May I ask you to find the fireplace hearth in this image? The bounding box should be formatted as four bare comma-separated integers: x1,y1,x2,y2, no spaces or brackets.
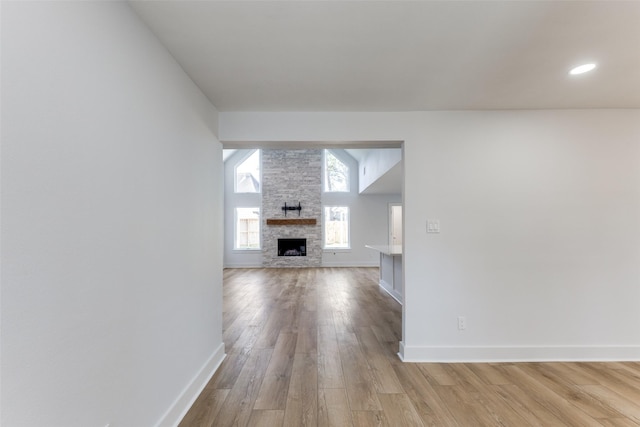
278,238,307,256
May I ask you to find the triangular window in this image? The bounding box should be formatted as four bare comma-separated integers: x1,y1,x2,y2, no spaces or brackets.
324,150,349,192
235,150,260,193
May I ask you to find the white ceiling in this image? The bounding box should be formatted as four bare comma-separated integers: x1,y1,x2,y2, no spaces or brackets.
131,0,640,112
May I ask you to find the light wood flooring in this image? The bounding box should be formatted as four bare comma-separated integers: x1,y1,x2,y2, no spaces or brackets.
180,267,640,426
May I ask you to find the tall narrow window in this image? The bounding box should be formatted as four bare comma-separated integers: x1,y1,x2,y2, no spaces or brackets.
324,206,350,248
235,150,261,193
324,150,349,192
235,207,260,249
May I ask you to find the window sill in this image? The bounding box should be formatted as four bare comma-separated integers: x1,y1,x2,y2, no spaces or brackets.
323,248,351,253
233,249,261,253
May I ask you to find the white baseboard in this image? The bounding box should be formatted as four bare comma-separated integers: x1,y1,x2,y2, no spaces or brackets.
399,344,640,363
224,263,379,268
321,261,379,267
156,343,226,427
398,341,407,361
223,263,262,268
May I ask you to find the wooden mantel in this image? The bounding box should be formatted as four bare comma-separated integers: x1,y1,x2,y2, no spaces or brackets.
266,218,317,225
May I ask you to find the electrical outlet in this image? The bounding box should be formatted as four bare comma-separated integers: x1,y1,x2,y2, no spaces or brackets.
427,219,440,233
458,316,466,330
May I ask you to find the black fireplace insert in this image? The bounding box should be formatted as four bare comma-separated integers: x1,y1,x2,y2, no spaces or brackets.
278,238,307,256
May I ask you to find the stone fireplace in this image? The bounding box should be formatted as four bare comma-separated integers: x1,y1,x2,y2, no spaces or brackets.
262,149,322,267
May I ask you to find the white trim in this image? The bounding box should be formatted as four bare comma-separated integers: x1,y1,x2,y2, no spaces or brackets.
234,206,261,250
399,344,640,363
321,261,378,267
233,148,261,194
155,343,226,427
388,203,402,247
398,341,407,361
225,263,378,268
323,245,351,250
224,263,263,268
323,149,351,193
322,205,350,249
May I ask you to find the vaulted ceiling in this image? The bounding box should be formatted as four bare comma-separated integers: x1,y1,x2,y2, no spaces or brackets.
131,0,640,112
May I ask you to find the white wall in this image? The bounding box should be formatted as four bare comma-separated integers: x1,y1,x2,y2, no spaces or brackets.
358,148,402,193
219,110,640,362
1,2,224,426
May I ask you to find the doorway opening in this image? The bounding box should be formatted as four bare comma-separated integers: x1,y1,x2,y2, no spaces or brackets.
389,203,403,247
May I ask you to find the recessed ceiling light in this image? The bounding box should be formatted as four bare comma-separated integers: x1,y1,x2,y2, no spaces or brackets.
569,63,597,75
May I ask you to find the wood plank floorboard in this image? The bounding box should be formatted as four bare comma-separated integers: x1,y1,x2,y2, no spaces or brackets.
180,267,640,426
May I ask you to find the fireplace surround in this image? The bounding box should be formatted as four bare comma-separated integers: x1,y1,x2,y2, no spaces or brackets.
262,149,322,267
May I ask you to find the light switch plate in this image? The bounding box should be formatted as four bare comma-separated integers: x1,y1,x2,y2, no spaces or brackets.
427,219,440,233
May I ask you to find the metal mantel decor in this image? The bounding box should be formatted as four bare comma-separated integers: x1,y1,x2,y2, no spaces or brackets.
282,202,302,217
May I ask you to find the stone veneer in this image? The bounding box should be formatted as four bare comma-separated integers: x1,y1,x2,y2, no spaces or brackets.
262,149,322,267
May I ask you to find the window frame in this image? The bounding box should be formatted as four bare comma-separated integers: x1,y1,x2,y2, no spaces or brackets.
234,206,261,251
323,205,351,250
234,149,261,194
323,149,350,193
